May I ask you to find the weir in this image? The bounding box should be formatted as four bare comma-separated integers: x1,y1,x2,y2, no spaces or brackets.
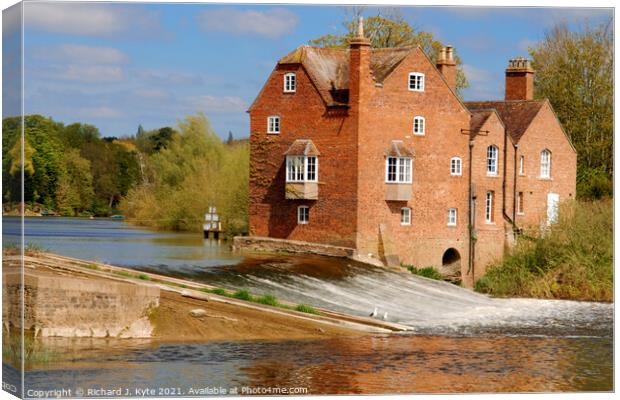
152,254,613,337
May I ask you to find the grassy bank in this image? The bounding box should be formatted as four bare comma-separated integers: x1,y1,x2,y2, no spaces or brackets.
475,200,612,302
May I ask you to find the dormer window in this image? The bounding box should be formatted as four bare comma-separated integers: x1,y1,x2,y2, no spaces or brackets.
267,116,280,134
408,73,425,91
413,116,425,135
284,73,296,93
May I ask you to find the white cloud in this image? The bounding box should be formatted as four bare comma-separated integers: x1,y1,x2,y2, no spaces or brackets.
24,3,164,37
462,64,494,84
461,64,502,101
187,95,247,113
133,88,169,100
196,8,298,39
132,69,204,86
33,44,129,65
59,65,124,83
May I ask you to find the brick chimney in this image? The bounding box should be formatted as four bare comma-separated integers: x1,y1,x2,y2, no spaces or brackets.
505,57,534,100
436,45,456,91
349,16,372,106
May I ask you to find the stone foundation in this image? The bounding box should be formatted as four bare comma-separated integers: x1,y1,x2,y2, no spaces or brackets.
2,270,160,338
233,236,356,258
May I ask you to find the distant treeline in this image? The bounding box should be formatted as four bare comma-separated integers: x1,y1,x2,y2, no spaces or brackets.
2,114,249,236
3,115,140,216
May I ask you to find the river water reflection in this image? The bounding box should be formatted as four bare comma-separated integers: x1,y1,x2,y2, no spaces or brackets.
2,217,614,394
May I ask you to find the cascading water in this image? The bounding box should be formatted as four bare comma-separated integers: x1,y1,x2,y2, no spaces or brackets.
137,253,613,337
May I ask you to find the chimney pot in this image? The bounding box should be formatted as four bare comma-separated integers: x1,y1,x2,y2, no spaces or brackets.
446,45,454,62
357,16,364,38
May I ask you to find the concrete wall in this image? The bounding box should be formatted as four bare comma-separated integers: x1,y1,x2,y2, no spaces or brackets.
2,270,160,338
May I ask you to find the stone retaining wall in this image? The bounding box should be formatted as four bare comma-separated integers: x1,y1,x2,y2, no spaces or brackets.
2,270,160,338
233,236,356,258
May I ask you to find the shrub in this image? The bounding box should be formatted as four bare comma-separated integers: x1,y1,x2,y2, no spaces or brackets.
404,265,443,280
476,200,612,301
137,274,150,281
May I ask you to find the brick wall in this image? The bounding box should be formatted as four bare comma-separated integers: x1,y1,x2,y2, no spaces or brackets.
249,64,359,247
514,101,577,231
355,48,471,279
470,113,510,277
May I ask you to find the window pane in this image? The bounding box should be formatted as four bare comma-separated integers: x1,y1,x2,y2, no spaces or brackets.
387,157,397,182
307,157,316,181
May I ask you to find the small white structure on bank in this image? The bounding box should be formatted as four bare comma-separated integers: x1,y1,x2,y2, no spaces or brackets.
203,206,222,239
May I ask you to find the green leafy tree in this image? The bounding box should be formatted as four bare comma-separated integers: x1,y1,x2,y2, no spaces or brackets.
309,8,468,93
227,131,234,145
529,19,612,198
56,149,94,215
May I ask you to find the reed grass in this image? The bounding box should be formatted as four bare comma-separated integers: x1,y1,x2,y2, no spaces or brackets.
475,200,612,302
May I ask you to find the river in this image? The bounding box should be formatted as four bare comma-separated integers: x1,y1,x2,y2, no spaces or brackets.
2,217,614,394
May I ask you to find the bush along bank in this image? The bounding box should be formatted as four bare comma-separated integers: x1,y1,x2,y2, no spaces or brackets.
475,200,612,302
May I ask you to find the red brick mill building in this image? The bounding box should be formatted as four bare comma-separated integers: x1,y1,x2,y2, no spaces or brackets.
245,21,576,285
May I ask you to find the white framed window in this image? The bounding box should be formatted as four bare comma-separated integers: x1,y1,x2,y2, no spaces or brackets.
450,157,462,176
485,191,495,224
540,149,551,178
447,208,457,226
400,207,411,225
286,156,318,182
487,145,498,176
517,192,524,214
267,116,280,134
519,155,525,175
408,72,425,91
297,206,309,224
284,73,296,93
413,116,425,135
385,157,412,183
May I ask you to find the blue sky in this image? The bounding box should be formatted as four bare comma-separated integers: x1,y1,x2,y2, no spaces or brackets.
3,2,613,139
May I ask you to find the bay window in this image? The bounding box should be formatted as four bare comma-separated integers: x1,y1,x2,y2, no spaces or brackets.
386,157,412,183
286,156,318,182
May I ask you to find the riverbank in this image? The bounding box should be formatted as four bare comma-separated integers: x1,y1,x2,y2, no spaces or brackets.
475,200,612,302
3,250,407,344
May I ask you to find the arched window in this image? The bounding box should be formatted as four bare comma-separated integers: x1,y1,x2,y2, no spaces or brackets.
540,149,551,178
486,145,498,176
450,157,462,176
284,73,296,93
413,116,425,135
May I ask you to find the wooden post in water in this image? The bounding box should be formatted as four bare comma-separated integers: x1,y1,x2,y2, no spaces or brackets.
203,207,222,239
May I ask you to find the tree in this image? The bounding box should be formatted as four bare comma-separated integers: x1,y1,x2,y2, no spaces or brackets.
529,19,612,198
56,149,94,215
309,8,468,93
227,131,234,145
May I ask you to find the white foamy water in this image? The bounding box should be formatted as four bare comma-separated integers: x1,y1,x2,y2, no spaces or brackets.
230,261,612,337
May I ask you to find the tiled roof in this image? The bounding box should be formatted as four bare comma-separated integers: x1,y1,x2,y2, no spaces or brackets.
279,45,415,107
386,140,414,158
469,109,494,134
283,139,321,156
465,100,545,143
